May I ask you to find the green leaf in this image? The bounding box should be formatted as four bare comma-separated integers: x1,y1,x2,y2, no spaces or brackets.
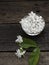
21,38,37,48
29,48,40,65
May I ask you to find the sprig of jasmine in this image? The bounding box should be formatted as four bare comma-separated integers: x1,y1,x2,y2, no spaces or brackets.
15,35,40,65
15,35,26,58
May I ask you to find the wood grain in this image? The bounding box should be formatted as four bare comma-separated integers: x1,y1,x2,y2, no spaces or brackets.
0,52,48,65
0,23,48,51
0,0,47,2
0,1,49,23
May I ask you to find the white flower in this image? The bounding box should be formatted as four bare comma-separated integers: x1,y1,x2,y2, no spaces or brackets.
15,35,23,43
15,48,26,58
20,11,45,36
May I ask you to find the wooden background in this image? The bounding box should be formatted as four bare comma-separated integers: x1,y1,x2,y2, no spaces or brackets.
0,0,49,65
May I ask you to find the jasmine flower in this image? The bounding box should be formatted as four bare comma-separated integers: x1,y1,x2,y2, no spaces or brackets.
15,48,26,58
15,35,23,43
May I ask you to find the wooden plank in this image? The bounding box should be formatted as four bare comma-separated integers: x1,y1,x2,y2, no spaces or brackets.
0,23,48,51
0,1,49,23
0,0,48,2
0,52,48,65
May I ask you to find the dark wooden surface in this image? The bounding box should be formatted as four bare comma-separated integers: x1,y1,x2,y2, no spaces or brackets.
0,1,49,23
0,52,48,65
0,1,49,65
0,23,49,51
0,1,49,51
0,0,48,2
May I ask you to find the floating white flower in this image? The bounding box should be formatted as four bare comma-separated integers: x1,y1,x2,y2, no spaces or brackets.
15,35,23,43
20,11,45,36
15,48,26,58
